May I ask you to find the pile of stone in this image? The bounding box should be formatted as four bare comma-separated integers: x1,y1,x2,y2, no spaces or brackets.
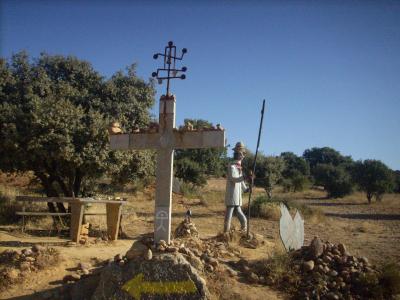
111,233,245,280
92,236,214,299
63,261,93,283
234,236,382,300
0,245,60,290
174,218,199,238
291,237,379,300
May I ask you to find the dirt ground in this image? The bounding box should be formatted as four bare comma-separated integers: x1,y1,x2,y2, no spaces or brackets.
0,178,399,299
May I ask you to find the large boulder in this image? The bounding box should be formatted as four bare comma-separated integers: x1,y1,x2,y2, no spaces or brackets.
92,253,209,300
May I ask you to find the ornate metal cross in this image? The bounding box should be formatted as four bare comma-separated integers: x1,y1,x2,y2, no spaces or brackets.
152,41,187,97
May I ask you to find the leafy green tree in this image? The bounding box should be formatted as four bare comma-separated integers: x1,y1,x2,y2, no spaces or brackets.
393,170,400,194
174,119,227,187
0,52,155,211
242,152,284,198
175,158,207,187
313,164,353,198
280,152,310,192
303,147,352,179
352,160,394,203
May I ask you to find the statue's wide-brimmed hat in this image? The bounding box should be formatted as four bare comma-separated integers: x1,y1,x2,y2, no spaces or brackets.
232,142,246,153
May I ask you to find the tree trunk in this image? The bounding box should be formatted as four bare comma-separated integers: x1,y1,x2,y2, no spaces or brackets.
35,172,67,213
73,169,82,197
367,192,372,204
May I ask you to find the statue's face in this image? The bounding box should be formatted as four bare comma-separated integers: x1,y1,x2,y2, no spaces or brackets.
234,151,245,161
238,152,245,161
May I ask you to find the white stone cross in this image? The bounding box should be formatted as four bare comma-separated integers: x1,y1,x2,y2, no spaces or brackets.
110,95,225,243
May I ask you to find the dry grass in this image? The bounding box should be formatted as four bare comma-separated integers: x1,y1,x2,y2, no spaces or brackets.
0,185,22,224
251,251,300,295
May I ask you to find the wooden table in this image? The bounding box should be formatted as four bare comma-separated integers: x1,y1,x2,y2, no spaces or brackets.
16,196,127,242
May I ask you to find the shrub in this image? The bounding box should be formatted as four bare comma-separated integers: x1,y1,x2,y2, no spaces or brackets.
174,157,207,188
352,160,395,203
313,164,353,198
249,196,281,220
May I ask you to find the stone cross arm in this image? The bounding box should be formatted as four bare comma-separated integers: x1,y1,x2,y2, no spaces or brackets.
109,95,225,244
110,130,225,151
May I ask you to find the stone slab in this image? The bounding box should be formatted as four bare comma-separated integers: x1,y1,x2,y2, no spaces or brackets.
173,130,225,149
91,253,210,300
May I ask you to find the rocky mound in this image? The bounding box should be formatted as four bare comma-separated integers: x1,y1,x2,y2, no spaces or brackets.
292,237,381,299
174,219,199,238
0,245,61,292
91,230,263,300
92,240,210,300
234,236,397,300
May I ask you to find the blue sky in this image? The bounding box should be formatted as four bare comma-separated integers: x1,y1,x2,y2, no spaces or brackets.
1,0,399,169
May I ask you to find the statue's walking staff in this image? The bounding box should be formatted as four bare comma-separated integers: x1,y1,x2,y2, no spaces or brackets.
246,99,266,238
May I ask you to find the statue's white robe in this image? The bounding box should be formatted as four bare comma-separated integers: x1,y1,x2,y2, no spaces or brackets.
225,161,248,206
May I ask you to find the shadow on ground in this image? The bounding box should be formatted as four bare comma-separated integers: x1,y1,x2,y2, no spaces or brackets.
325,213,400,221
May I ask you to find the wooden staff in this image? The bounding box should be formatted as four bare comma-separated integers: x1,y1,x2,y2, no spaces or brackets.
247,99,266,238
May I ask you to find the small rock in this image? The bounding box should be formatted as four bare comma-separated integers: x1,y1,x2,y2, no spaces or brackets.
243,265,251,273
32,245,45,253
310,237,324,258
248,272,259,283
118,260,125,267
126,241,147,260
25,257,36,262
157,245,166,252
225,266,238,277
22,249,33,256
78,262,91,270
114,254,123,262
205,264,214,272
337,243,346,255
178,247,190,255
82,269,90,275
359,257,369,265
144,248,153,261
166,246,179,253
323,255,332,263
329,270,338,277
326,292,339,300
303,260,315,271
158,240,167,247
208,257,219,267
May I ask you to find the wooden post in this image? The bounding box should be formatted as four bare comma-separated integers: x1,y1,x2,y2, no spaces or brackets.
70,201,84,242
106,203,122,240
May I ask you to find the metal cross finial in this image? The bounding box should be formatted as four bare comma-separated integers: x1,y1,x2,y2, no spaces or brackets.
152,41,188,97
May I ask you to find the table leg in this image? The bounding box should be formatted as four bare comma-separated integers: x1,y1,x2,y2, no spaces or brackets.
106,203,122,240
70,202,84,242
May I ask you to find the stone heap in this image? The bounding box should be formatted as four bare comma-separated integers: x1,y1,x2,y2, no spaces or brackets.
91,230,262,300
92,237,210,300
292,237,379,300
174,218,199,238
0,245,60,291
234,236,383,300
